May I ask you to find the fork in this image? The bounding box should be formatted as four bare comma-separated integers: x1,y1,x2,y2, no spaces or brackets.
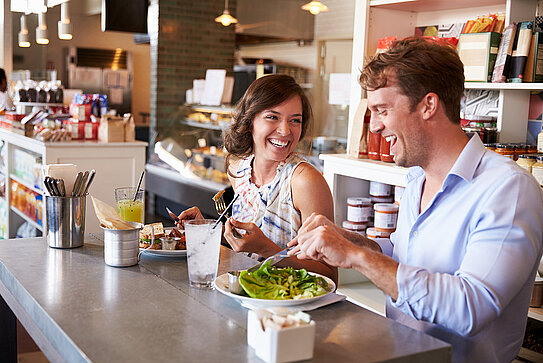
247,248,300,273
212,190,243,238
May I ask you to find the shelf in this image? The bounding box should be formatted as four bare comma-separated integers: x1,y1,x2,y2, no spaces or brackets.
10,175,42,195
320,154,409,187
369,0,503,12
145,163,228,193
10,205,42,232
180,119,231,131
14,102,64,107
465,82,543,91
188,105,234,114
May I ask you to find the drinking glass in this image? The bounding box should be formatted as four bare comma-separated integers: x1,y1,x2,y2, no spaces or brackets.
184,219,222,289
115,187,144,224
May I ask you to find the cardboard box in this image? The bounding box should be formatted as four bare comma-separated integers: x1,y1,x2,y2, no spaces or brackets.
98,116,124,143
459,32,502,82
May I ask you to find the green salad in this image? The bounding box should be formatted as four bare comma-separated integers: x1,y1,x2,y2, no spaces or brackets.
238,261,330,300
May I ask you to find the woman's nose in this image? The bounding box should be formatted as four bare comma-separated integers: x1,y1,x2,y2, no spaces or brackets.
276,119,291,135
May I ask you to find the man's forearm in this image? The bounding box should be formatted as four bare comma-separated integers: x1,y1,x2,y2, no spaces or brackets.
349,246,399,300
340,229,383,253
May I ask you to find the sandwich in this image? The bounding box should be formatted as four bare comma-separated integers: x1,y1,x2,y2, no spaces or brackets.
139,222,165,249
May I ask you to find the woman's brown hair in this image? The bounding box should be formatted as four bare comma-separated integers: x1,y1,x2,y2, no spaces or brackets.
360,36,465,124
223,74,312,176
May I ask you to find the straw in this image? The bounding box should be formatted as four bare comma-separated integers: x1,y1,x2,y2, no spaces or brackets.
133,171,145,202
213,194,239,229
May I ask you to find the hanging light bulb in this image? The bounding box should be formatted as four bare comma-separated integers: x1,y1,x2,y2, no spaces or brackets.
58,1,72,40
301,1,329,15
36,12,49,44
215,0,238,27
18,14,30,48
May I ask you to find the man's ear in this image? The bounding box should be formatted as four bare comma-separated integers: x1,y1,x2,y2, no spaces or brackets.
419,92,439,120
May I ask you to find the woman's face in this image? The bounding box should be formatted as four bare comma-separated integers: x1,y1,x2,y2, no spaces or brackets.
251,95,303,164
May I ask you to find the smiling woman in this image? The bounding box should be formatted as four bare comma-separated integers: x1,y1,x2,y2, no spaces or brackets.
175,74,337,283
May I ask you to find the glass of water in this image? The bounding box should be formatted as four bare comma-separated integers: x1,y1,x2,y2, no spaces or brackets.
184,219,222,289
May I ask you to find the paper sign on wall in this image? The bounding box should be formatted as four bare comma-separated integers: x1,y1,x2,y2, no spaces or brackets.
329,73,351,106
201,69,226,106
193,79,206,104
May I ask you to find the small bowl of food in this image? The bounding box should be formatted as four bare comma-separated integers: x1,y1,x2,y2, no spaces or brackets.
228,270,244,294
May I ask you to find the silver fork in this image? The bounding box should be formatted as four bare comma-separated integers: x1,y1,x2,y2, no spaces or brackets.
247,248,299,273
212,190,242,238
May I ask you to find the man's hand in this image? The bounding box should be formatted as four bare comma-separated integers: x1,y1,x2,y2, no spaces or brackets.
175,206,204,230
224,218,282,257
288,224,360,269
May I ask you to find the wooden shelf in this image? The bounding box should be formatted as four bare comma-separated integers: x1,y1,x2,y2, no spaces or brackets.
10,175,42,195
180,119,230,131
369,0,503,12
465,82,543,91
10,205,42,232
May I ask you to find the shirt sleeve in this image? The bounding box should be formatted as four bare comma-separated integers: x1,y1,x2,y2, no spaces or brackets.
374,238,393,257
390,173,543,336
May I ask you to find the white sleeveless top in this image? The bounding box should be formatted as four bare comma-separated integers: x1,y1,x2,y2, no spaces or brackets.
231,153,306,250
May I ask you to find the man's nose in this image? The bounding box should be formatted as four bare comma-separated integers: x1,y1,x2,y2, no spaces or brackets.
369,113,383,134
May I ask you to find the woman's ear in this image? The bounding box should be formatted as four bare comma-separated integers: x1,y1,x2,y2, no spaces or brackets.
419,92,439,120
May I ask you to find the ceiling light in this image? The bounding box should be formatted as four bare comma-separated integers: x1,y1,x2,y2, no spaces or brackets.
58,1,72,40
301,1,329,15
18,15,30,48
36,12,49,44
215,0,237,27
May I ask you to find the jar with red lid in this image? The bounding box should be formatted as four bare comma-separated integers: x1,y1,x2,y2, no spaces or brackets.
526,145,538,154
483,143,497,151
512,144,526,161
368,131,381,160
380,135,394,162
495,144,514,159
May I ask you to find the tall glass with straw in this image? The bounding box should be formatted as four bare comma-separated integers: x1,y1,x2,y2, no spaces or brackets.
115,171,145,224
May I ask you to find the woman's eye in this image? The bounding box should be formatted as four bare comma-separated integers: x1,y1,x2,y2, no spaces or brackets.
266,115,278,120
291,118,302,124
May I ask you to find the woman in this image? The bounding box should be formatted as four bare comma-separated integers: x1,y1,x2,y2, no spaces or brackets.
177,74,336,281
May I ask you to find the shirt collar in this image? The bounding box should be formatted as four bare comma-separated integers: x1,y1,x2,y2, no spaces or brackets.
447,134,485,183
405,134,485,183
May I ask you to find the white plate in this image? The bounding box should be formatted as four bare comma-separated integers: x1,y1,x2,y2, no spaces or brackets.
214,272,336,307
139,248,187,257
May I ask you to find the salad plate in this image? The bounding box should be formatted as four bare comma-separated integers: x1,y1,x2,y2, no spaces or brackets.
214,272,336,307
139,248,186,257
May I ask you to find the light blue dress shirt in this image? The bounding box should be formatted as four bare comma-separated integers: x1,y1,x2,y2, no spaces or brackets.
377,135,543,363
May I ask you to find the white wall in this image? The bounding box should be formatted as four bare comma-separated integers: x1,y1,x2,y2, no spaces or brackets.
11,6,150,125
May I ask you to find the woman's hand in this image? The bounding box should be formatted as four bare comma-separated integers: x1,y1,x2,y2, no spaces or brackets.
224,217,282,257
175,206,204,230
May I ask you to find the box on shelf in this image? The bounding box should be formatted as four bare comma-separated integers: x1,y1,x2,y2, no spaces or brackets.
458,32,502,82
13,149,42,190
98,116,124,143
68,120,99,141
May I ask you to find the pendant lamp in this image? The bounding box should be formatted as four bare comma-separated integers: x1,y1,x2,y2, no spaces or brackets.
18,15,30,48
301,1,329,15
36,12,49,44
58,1,72,40
215,0,238,27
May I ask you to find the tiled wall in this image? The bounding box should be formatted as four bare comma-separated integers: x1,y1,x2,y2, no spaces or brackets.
150,0,236,143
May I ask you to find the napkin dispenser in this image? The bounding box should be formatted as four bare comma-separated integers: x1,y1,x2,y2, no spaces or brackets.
247,309,315,363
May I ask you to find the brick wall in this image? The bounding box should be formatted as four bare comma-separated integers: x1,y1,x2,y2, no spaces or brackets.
150,0,236,143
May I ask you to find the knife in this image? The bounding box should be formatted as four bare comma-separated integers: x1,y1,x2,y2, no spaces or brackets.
81,169,96,196
71,171,83,197
166,207,179,223
43,177,55,196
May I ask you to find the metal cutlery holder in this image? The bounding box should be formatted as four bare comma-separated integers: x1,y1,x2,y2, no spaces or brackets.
46,195,86,249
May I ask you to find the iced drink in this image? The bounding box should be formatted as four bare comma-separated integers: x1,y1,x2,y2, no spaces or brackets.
115,187,144,224
184,219,222,289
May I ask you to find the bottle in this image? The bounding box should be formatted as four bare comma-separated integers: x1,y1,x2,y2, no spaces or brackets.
538,127,543,153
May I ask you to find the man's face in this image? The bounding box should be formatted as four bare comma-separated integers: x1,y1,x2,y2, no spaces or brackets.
0,79,7,93
367,77,430,168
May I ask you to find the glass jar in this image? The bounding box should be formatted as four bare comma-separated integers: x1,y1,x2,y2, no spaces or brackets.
342,221,366,235
495,144,514,159
511,144,526,161
379,135,394,163
368,131,381,160
366,227,391,240
526,145,538,154
483,143,497,152
517,154,537,173
373,203,399,233
533,155,543,187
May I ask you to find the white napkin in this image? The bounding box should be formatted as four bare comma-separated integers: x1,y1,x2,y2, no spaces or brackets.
241,293,346,311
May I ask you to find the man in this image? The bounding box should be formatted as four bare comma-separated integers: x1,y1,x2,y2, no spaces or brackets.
0,68,13,110
288,37,543,363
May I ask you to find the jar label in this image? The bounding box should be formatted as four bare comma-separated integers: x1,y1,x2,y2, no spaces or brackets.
374,210,398,230
347,205,371,222
533,167,543,186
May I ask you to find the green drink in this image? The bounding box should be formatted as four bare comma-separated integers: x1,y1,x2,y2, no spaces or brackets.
116,200,144,224
115,187,144,224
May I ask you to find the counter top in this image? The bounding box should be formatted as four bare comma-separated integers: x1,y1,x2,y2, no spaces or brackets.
0,235,450,362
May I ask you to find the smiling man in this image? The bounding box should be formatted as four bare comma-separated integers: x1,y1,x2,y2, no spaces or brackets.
288,37,543,363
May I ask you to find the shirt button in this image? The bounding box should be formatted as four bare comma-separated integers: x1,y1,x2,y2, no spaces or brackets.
413,231,418,236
